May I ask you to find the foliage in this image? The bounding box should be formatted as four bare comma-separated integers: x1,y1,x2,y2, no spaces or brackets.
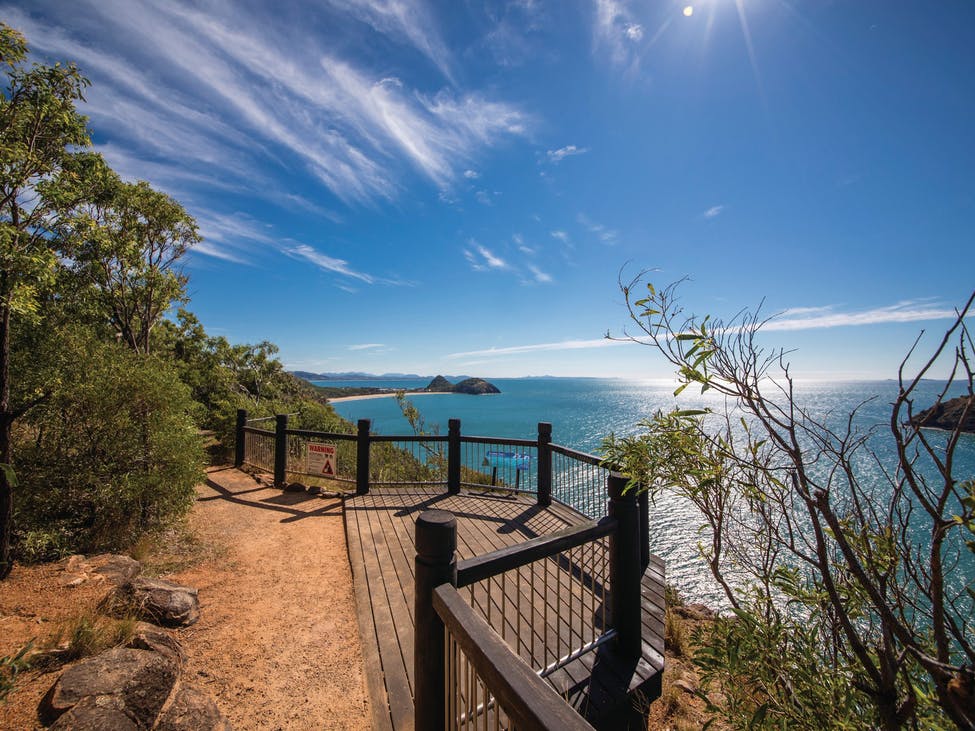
608,275,975,729
12,328,204,559
0,641,31,704
51,157,199,354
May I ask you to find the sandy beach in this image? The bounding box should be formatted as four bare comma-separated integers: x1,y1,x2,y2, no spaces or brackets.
327,390,454,403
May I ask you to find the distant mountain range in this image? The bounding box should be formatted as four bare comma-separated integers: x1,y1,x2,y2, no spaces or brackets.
292,371,472,381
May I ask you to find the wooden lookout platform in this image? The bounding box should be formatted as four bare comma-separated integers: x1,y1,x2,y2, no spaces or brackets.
344,487,665,730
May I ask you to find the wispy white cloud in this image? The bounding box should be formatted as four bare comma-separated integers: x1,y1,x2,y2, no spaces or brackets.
448,337,622,359
527,264,552,284
550,230,570,243
703,205,725,218
577,213,618,244
8,0,529,261
327,0,455,81
593,0,643,67
463,169,481,179
464,241,508,271
284,244,376,284
547,144,588,163
348,343,385,351
765,301,964,332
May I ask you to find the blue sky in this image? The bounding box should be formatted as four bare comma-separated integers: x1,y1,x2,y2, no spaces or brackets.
8,1,974,379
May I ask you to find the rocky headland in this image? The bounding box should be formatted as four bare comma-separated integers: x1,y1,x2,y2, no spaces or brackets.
910,395,975,433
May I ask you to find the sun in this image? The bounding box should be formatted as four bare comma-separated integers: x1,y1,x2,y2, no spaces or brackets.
683,5,694,16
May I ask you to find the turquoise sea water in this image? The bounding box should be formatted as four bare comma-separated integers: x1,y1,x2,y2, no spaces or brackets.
323,378,975,606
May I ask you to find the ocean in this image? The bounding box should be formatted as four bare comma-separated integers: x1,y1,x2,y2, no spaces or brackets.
323,377,975,606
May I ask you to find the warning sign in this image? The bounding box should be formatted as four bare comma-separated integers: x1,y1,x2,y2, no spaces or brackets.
307,443,337,476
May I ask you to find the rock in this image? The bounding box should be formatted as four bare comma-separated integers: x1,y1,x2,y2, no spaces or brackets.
425,375,454,392
63,555,90,574
59,573,89,589
673,602,715,621
911,395,975,433
673,677,698,694
39,647,178,726
307,484,324,495
452,377,501,395
283,481,306,493
48,695,140,730
156,685,233,731
126,622,185,662
113,578,200,627
88,555,142,586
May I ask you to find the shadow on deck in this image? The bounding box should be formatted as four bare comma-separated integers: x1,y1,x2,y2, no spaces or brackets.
344,487,664,730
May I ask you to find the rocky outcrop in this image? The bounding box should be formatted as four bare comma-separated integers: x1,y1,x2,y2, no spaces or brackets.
452,378,501,395
58,554,142,590
156,686,233,731
40,647,179,727
911,395,975,433
425,375,454,392
110,578,200,628
424,375,501,395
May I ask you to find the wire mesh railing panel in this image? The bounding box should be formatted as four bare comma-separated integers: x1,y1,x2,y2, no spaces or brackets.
551,447,611,519
446,627,515,731
242,428,275,473
463,537,612,677
284,433,358,486
370,438,448,486
460,439,538,494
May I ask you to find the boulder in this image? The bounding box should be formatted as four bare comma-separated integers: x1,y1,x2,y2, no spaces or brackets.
39,647,178,726
156,685,233,731
88,555,142,585
126,622,185,662
911,395,975,433
48,695,140,730
112,578,200,627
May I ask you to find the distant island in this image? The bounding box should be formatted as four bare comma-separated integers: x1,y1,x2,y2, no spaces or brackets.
292,370,471,381
295,373,500,400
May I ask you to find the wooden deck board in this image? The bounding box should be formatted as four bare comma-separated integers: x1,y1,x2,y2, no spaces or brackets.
344,487,664,730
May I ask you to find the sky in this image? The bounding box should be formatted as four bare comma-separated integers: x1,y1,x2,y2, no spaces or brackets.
6,0,974,380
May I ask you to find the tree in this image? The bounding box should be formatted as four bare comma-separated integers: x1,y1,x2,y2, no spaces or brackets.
53,157,199,355
605,275,975,729
0,24,90,578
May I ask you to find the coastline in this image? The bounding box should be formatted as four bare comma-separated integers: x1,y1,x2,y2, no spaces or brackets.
327,390,455,403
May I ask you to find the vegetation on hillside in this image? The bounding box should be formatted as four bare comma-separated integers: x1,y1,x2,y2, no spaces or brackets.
604,275,975,729
0,23,346,573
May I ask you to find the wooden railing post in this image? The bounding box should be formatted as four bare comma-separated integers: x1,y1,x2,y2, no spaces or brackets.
608,472,642,660
447,418,461,494
414,510,457,730
639,483,650,570
537,422,552,506
234,409,247,468
273,414,288,487
356,419,371,496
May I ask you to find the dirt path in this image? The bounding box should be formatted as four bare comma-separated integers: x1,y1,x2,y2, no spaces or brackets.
169,467,371,730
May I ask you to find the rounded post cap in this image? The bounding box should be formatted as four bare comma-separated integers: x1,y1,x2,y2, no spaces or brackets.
415,510,457,559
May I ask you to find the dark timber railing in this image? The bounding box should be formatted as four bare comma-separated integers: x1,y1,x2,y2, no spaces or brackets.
234,409,655,729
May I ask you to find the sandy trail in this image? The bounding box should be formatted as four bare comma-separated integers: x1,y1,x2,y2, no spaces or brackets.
170,468,370,730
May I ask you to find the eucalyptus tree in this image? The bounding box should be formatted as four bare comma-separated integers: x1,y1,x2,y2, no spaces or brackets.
0,24,90,578
604,275,975,729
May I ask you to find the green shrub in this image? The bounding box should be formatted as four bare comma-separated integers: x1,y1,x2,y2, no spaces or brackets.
12,330,204,558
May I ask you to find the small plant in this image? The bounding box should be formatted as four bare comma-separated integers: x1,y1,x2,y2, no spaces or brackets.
0,642,33,703
50,610,137,662
665,607,688,658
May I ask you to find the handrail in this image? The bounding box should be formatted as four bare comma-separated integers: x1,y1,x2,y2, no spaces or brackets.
550,443,612,468
456,516,617,587
242,426,274,437
285,428,357,440
461,434,538,448
433,584,595,731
